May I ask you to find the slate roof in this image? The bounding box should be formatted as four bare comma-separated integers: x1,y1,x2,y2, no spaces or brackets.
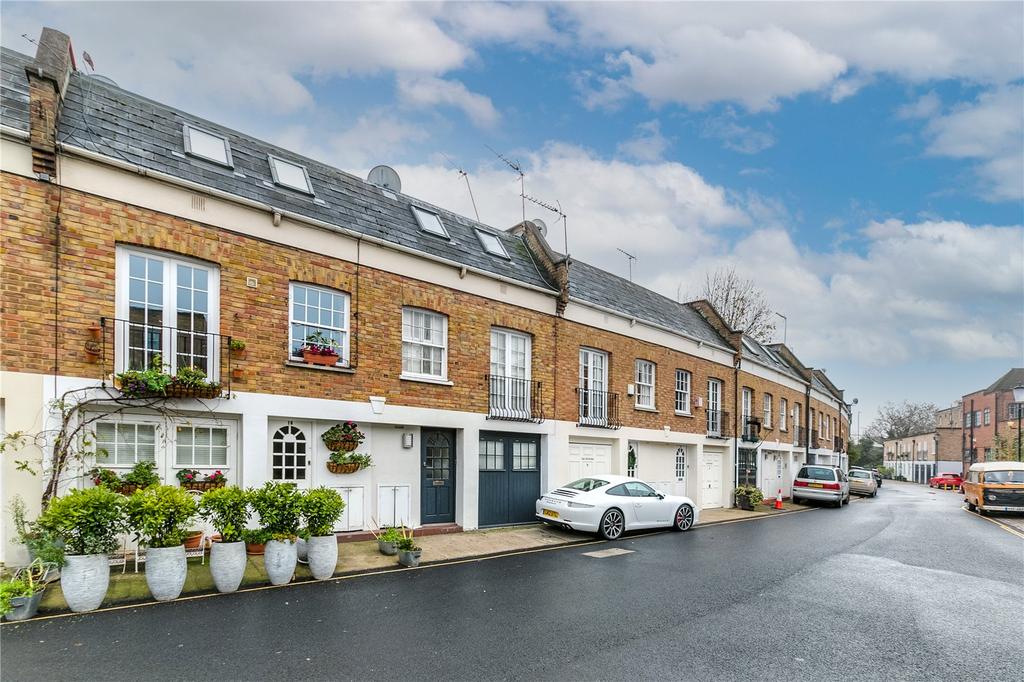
567,260,730,348
740,335,806,383
985,368,1024,393
1,48,31,132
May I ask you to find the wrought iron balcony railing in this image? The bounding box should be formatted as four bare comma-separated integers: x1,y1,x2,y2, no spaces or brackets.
741,415,762,442
576,388,621,429
485,375,544,423
706,409,729,438
100,317,232,398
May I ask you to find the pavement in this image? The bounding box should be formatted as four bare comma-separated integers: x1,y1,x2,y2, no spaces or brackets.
28,502,798,614
2,482,1020,681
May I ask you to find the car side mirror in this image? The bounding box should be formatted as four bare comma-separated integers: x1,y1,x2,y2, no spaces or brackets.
655,491,665,499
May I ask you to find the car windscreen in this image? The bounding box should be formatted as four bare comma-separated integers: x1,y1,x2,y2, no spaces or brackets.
983,470,1024,484
848,471,870,478
798,467,836,481
564,478,609,492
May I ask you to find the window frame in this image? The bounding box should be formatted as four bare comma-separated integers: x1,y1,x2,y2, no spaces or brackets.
489,327,533,417
182,124,233,168
635,359,655,409
674,369,691,415
288,282,351,367
411,206,450,238
707,378,723,435
780,398,788,431
675,447,686,481
579,347,609,424
114,246,221,379
763,393,773,429
475,229,510,259
268,153,314,195
174,424,232,469
401,307,449,382
983,408,991,425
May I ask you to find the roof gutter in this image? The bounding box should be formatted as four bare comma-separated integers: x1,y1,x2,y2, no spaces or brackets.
1,124,30,141
567,295,736,356
56,142,561,299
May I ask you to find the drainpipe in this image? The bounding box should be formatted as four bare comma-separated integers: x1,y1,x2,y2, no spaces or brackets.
733,355,740,490
805,385,811,464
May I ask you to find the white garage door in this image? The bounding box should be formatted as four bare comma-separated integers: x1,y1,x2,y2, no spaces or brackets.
701,452,722,509
568,442,612,480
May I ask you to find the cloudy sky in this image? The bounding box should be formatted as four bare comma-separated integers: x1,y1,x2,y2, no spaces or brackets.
4,1,1022,429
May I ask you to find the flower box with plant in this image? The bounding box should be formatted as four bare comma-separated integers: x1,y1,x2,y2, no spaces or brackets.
373,526,401,555
395,527,422,568
1,559,51,622
199,485,251,593
734,485,764,511
249,482,305,585
228,338,247,360
115,355,221,399
166,365,221,399
176,468,227,491
119,461,161,494
301,331,340,366
302,487,346,580
323,421,366,453
36,486,127,612
125,485,198,601
326,452,373,475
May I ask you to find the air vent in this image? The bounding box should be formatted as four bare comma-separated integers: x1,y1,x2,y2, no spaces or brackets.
190,194,206,211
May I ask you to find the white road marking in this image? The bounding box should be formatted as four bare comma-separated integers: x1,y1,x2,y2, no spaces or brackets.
582,548,635,558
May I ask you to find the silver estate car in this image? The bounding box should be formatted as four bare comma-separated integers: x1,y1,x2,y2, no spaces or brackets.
847,468,878,497
792,465,850,507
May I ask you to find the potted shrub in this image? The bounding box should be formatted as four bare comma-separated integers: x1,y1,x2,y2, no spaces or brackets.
229,338,247,360
396,527,422,568
322,421,365,453
1,559,51,621
734,485,764,511
249,482,305,585
125,485,198,601
10,495,65,578
243,529,271,556
118,461,160,495
374,526,401,556
36,486,127,612
302,487,345,580
88,466,122,491
199,486,250,594
301,331,340,366
326,452,372,475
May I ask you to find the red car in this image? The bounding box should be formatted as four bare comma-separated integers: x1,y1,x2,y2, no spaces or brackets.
929,472,963,489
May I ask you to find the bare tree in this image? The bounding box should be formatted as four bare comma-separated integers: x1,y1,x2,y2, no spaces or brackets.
865,401,938,440
701,267,777,342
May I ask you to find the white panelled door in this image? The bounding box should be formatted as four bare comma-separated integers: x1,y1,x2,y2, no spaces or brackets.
568,442,612,480
331,486,365,532
378,485,411,527
701,452,722,509
268,420,312,490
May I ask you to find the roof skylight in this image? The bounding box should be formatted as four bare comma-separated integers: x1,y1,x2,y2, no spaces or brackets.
411,206,449,238
476,229,510,259
741,337,760,355
183,124,232,167
268,154,313,194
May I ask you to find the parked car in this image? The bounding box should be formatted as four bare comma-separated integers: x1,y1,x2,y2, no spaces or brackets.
962,462,1024,515
928,472,963,490
792,466,850,507
847,469,878,497
850,466,882,487
536,475,699,540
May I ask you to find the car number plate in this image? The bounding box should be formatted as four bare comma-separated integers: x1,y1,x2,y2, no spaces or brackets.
542,509,559,519
809,483,823,488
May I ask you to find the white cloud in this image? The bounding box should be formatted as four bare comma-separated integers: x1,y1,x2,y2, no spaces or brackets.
616,120,670,161
441,2,562,47
701,108,776,154
895,91,942,120
396,75,500,129
924,85,1024,201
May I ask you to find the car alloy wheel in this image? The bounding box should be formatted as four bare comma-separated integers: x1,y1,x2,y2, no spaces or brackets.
673,504,694,532
600,508,625,540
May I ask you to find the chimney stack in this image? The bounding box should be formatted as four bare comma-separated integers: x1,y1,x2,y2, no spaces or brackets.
25,27,74,178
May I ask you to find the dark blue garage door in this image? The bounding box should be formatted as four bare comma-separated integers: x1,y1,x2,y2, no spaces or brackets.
478,432,541,527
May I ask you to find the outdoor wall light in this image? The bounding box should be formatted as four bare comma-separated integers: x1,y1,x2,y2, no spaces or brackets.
402,432,414,449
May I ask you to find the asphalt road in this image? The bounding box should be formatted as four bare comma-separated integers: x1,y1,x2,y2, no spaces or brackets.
2,482,1021,682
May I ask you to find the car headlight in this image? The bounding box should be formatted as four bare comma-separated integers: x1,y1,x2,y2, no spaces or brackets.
567,502,595,509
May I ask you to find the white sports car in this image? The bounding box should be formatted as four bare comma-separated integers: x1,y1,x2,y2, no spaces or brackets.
535,475,699,540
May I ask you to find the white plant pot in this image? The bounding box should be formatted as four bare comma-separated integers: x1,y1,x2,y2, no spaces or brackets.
306,535,338,580
60,553,110,612
264,539,297,586
146,545,187,601
209,541,247,593
296,536,308,563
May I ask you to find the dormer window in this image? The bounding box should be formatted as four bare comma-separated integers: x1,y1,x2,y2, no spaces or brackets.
268,154,313,194
475,229,509,258
411,206,449,238
183,124,232,167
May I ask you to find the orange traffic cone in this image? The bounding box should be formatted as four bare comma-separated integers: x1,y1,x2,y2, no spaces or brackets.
775,489,784,510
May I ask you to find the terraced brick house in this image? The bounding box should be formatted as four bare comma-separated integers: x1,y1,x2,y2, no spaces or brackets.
0,29,851,563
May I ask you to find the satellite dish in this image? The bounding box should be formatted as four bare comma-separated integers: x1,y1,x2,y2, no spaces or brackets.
367,165,401,193
86,73,118,87
531,218,548,236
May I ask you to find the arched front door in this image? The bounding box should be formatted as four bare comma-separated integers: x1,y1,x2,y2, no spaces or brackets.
421,429,456,524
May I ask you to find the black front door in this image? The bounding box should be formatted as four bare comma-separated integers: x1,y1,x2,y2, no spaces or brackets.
478,432,541,526
737,447,758,487
421,429,455,524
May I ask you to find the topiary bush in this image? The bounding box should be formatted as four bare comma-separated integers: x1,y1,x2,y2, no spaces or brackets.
36,486,128,555
302,487,346,537
125,485,198,548
199,486,250,543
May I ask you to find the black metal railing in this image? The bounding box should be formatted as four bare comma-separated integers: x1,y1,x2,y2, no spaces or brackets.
100,317,231,398
741,415,762,442
793,426,807,447
810,429,821,449
485,375,544,423
576,388,621,429
706,409,729,438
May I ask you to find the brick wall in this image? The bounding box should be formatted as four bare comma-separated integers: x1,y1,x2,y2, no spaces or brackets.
737,370,807,445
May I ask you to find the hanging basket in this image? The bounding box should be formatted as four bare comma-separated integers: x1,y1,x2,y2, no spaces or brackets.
181,480,226,492
324,436,361,453
165,383,223,400
326,461,361,475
